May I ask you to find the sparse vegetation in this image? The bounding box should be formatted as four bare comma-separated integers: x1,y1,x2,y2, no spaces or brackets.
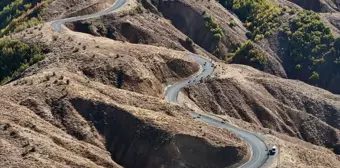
186,37,193,46
226,41,267,69
219,0,340,89
280,10,340,86
128,4,144,15
229,20,236,27
0,37,45,84
219,0,283,40
135,4,143,13
116,70,124,88
0,0,55,37
309,71,320,81
203,14,223,41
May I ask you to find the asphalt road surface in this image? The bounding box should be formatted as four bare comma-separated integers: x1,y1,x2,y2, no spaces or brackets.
51,0,127,32
51,1,269,167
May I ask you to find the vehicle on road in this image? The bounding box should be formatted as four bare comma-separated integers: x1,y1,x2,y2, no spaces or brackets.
268,146,277,155
221,119,226,123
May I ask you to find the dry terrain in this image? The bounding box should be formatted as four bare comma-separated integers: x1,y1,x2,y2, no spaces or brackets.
0,20,248,168
183,63,340,166
0,0,340,167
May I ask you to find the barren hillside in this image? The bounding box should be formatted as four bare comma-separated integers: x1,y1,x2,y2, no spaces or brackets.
184,63,340,151
0,18,248,167
0,0,340,167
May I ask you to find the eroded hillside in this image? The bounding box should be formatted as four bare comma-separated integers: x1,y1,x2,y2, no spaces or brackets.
0,17,249,167
1,0,340,167
184,63,340,152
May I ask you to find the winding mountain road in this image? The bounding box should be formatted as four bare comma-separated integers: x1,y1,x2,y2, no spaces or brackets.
51,1,269,167
51,0,127,32
165,54,269,168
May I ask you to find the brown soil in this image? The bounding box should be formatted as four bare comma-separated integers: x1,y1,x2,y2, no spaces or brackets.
0,18,248,167
1,0,340,167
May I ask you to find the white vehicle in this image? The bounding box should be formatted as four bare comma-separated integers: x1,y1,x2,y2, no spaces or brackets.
268,146,277,155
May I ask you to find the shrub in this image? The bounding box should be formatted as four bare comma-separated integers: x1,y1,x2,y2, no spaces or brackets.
227,40,267,68
219,0,282,40
229,20,236,27
116,70,124,88
213,33,222,41
186,37,193,45
295,64,302,70
135,4,143,13
254,34,264,41
245,32,253,39
203,14,223,42
309,71,319,81
281,10,335,82
0,37,45,84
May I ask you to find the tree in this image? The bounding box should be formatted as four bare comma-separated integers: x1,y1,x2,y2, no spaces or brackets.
116,70,124,88
309,71,320,81
0,37,45,83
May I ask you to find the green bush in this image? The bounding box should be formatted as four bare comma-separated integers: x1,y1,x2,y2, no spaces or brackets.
213,33,222,41
227,40,267,68
220,0,340,90
254,34,264,41
245,31,253,39
185,37,193,45
229,20,236,27
203,14,223,42
278,10,340,88
219,0,282,39
309,71,319,81
0,0,54,37
295,64,302,70
281,11,333,77
135,4,143,13
0,37,45,83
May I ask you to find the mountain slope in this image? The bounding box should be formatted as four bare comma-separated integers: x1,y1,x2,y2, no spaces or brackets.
184,63,340,153
0,0,340,167
0,20,249,168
